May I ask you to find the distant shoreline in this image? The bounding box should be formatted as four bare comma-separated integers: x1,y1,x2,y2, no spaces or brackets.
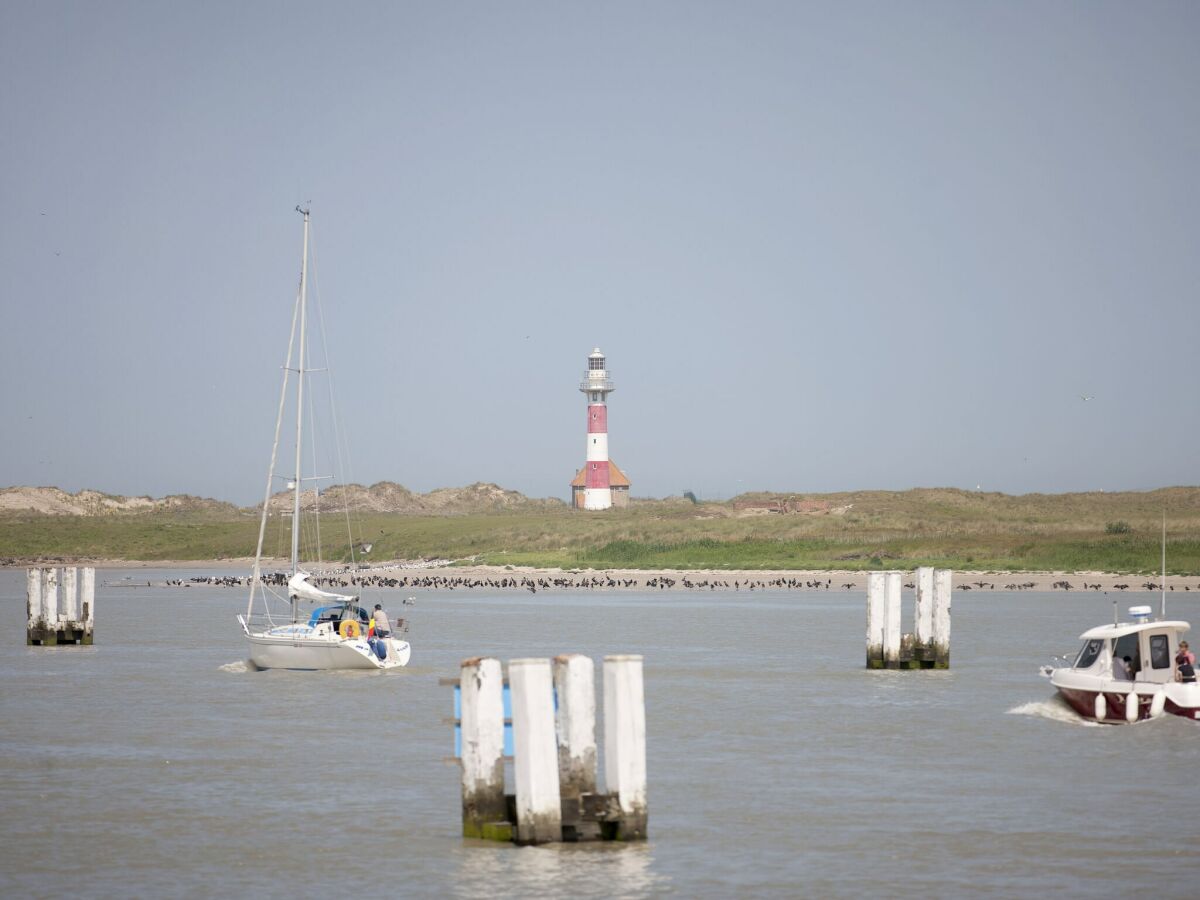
3,558,1196,592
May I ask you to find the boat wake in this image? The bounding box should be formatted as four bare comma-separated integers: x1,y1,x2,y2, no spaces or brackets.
219,660,258,674
1008,695,1101,727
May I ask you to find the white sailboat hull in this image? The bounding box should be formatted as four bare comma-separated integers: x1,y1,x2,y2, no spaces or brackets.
244,629,411,671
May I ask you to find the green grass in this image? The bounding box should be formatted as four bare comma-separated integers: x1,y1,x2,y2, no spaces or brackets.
2,486,1199,574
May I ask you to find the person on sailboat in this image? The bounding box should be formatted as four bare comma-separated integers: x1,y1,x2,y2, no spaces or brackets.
372,603,392,639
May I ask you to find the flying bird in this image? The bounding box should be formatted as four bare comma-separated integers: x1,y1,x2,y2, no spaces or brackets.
1080,394,1093,401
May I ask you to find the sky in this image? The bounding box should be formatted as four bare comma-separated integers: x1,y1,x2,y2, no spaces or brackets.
2,1,1198,505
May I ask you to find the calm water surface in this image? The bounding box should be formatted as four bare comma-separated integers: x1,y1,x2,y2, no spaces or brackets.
1,569,1197,898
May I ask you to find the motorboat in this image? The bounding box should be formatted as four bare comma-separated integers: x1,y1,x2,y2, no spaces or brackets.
1043,604,1198,723
236,207,412,671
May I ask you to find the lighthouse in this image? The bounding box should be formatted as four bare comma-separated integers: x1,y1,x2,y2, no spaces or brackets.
571,348,630,510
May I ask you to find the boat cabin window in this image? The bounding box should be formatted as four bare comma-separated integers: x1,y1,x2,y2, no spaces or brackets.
1075,639,1103,669
1113,634,1141,676
1149,634,1171,670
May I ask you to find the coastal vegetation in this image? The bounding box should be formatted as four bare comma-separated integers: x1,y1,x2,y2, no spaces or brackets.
2,486,1199,574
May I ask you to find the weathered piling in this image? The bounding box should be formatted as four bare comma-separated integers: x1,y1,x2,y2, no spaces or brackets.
81,566,95,629
914,566,934,647
26,568,44,642
448,652,648,845
603,654,648,840
43,568,58,641
459,657,508,840
883,571,902,667
509,658,563,845
866,571,885,668
554,654,600,841
62,567,78,623
865,568,951,669
27,567,95,646
932,568,952,667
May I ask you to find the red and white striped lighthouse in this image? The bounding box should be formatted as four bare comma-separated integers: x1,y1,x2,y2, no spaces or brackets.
579,347,615,510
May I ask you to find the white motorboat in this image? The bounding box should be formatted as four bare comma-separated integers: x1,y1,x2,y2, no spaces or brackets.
237,207,411,671
1043,604,1197,723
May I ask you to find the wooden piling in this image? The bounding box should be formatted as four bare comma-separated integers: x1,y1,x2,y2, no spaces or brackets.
932,568,952,668
866,571,885,668
459,657,507,839
43,568,59,644
554,654,600,841
26,566,94,646
883,571,902,668
28,568,61,645
603,654,648,840
62,566,78,626
914,566,934,649
80,567,95,644
26,568,44,645
509,658,562,845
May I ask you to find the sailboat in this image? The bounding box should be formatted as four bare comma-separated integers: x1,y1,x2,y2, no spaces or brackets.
237,207,412,671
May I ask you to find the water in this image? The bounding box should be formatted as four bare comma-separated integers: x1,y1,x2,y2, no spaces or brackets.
2,569,1197,897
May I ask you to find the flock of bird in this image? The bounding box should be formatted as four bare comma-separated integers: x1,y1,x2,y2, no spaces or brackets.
166,572,1198,594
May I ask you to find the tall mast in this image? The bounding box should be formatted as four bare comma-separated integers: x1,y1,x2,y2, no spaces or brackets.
245,218,303,622
291,207,310,618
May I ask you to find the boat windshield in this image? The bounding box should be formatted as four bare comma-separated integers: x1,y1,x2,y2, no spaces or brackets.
1075,639,1103,669
308,604,370,627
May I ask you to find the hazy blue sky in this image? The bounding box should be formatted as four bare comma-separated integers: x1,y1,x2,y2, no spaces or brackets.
2,2,1197,505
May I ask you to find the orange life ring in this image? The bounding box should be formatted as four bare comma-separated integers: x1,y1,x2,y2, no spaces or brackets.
339,619,361,639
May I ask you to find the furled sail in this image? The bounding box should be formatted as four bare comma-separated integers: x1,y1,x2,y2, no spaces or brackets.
288,572,355,604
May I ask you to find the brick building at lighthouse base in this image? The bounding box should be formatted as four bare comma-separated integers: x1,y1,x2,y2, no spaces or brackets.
570,462,631,509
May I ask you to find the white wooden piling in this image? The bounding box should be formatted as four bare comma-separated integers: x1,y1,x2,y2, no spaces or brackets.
932,568,953,667
459,657,506,838
43,568,59,624
883,571,902,667
866,571,885,668
81,567,96,637
61,566,78,626
37,568,60,645
914,566,934,649
603,654,648,840
509,658,562,844
555,654,599,841
26,568,44,644
27,568,43,622
554,654,598,789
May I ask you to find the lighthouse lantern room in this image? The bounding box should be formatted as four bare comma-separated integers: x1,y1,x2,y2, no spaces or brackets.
571,348,630,510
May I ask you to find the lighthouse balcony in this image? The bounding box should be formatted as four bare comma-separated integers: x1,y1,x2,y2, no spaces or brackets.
579,374,614,392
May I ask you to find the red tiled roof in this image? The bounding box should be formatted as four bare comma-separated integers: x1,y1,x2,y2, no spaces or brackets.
569,460,630,488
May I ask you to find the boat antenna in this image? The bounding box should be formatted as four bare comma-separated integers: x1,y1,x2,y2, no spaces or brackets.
1161,509,1167,620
